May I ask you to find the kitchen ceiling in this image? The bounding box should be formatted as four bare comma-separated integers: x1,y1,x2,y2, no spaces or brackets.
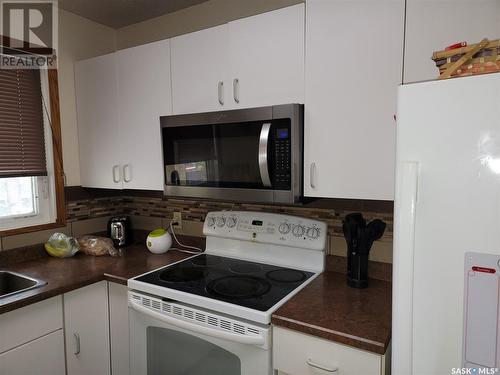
58,0,210,28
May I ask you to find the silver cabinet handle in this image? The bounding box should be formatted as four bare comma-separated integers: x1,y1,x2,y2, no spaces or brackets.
218,81,224,105
112,164,121,183
73,332,81,355
123,164,132,183
258,123,272,187
310,162,317,189
306,358,338,373
233,78,239,103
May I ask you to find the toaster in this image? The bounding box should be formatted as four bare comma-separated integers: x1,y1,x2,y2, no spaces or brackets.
107,216,132,247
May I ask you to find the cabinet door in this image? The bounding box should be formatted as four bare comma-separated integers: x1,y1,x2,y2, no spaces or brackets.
404,0,500,83
227,4,305,109
0,330,65,375
116,40,172,190
171,24,228,114
75,54,122,189
304,0,404,200
64,281,111,375
109,282,130,375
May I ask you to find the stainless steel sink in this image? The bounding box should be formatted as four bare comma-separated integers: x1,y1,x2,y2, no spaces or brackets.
0,271,46,299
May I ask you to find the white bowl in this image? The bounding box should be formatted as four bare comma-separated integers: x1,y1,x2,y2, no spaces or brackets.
146,229,172,254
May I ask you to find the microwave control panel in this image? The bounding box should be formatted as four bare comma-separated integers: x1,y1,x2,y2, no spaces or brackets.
273,123,291,190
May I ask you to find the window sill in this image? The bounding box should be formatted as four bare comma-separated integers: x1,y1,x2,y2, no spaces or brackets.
0,219,67,237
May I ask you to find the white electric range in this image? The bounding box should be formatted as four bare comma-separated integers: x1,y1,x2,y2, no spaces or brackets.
128,211,326,375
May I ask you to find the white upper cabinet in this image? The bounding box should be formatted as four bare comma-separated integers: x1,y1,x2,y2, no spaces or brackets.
76,41,172,190
116,40,172,190
227,4,305,109
404,0,500,83
304,0,404,200
76,53,121,189
171,24,228,114
171,4,305,115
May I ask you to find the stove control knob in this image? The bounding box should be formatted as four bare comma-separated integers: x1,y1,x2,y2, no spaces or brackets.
278,222,291,234
227,217,237,228
216,217,226,227
307,227,320,239
292,225,305,237
207,217,215,226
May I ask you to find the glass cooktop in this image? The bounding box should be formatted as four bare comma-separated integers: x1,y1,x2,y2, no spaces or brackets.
135,254,314,312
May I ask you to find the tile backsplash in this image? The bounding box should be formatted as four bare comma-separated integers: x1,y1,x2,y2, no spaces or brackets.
0,188,393,264
64,189,394,263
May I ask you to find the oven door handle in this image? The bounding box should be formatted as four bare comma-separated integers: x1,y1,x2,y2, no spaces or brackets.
258,123,272,188
129,300,265,346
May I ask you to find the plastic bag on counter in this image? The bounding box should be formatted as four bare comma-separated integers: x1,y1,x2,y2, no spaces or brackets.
44,233,80,258
77,235,119,257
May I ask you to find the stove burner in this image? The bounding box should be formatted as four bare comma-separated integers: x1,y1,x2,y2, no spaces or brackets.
206,276,271,299
266,269,307,283
159,267,205,283
192,256,223,267
229,263,263,274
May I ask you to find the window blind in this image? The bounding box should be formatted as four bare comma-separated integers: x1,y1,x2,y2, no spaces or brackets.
0,69,47,177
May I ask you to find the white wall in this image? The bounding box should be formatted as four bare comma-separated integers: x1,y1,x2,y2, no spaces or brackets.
58,10,116,186
116,0,302,49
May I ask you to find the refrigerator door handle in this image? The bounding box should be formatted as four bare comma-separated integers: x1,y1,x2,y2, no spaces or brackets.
392,161,419,375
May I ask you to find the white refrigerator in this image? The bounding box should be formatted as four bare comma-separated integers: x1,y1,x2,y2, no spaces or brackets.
393,72,500,374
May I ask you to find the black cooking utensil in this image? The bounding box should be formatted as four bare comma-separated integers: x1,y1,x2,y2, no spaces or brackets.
343,214,386,288
343,213,366,253
368,219,386,241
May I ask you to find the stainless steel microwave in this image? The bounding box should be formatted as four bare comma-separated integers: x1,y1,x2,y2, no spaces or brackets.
160,104,303,204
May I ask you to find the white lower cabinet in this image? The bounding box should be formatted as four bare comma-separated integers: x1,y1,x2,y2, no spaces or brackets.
0,330,66,375
0,296,63,353
273,326,390,375
64,281,111,375
109,282,130,375
0,282,130,375
0,296,65,375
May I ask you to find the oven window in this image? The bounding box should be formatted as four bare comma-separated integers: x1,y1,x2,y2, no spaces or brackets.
147,327,241,375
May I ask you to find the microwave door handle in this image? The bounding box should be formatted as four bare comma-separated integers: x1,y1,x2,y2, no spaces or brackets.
258,123,272,187
129,299,265,346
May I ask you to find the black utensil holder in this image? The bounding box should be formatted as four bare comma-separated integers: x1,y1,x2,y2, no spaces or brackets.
347,252,369,288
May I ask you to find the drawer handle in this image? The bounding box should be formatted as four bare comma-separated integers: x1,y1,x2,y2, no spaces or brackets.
306,358,338,373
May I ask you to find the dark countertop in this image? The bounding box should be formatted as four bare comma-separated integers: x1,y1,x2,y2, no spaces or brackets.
0,244,192,315
271,271,392,355
1,241,391,356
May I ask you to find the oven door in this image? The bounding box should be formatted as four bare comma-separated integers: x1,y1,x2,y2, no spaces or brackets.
129,294,271,375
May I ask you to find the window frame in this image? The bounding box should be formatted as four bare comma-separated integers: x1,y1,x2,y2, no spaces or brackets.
0,69,66,236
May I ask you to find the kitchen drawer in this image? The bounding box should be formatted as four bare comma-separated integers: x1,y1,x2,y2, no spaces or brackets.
0,329,65,375
273,326,386,375
0,296,63,353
